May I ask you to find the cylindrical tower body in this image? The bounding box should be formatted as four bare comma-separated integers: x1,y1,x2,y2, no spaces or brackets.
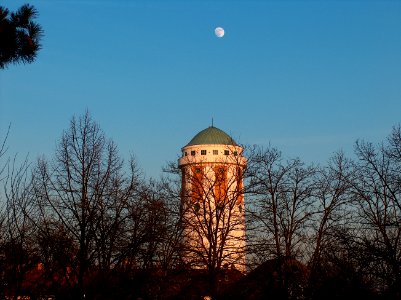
178,126,246,272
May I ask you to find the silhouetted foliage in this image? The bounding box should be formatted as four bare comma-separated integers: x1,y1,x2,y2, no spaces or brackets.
0,4,43,69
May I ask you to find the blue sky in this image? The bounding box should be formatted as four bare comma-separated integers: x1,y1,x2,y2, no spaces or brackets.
1,0,401,177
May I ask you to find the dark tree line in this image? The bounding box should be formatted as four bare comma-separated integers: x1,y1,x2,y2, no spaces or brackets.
0,113,182,299
245,127,401,299
0,114,400,299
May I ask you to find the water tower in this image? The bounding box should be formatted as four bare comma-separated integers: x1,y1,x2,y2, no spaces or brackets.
178,126,246,272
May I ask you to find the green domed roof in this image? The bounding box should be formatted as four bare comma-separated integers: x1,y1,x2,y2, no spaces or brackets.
186,126,237,146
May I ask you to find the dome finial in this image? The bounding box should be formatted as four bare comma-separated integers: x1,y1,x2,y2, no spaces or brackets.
211,117,214,128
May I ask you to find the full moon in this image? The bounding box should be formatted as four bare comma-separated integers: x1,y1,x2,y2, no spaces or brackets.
215,27,225,38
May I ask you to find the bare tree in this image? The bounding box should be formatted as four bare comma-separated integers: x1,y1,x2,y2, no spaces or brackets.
306,152,355,295
155,172,183,271
0,126,39,297
31,112,139,298
246,146,315,298
0,124,9,271
0,124,10,182
1,155,38,297
247,146,316,261
90,157,141,273
114,178,173,271
350,126,401,297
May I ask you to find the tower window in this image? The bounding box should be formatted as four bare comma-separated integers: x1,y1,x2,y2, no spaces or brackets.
224,150,229,156
191,150,196,156
233,151,238,156
213,150,218,155
201,150,207,155
184,152,188,156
